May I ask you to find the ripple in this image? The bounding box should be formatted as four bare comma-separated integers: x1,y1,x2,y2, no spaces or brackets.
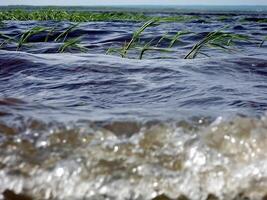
0,15,266,199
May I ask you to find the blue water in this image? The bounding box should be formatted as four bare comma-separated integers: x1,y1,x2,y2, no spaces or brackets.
0,9,266,200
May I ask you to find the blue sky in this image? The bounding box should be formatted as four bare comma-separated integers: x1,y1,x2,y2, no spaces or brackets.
1,0,267,5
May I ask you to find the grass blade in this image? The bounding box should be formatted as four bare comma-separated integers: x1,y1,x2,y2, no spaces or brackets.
58,37,87,53
184,26,248,59
121,18,158,58
168,31,191,48
54,23,80,42
17,26,47,50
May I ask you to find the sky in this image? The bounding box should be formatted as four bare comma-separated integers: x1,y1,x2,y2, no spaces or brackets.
1,0,267,6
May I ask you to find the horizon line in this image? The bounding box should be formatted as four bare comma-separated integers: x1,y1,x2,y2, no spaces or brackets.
1,4,267,6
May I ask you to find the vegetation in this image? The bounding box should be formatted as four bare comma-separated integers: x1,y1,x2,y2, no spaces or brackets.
217,16,230,21
0,15,262,58
184,29,250,59
107,22,252,59
168,31,192,48
0,9,199,22
138,42,175,60
58,37,87,53
121,18,157,58
0,32,14,48
17,26,47,50
44,24,59,42
0,22,86,53
54,23,79,42
240,17,267,23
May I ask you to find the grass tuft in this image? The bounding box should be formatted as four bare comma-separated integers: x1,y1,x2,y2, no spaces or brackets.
168,31,191,48
17,26,48,50
54,23,80,42
58,37,87,53
121,18,158,58
184,28,249,59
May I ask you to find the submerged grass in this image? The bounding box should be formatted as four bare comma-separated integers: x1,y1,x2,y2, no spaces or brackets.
121,19,158,58
44,24,59,42
58,37,87,53
54,23,80,42
109,22,251,60
0,22,86,53
109,20,194,59
138,44,175,60
168,31,192,48
217,16,231,21
17,26,47,50
0,16,261,58
184,28,250,59
0,32,13,41
240,17,267,23
0,31,17,49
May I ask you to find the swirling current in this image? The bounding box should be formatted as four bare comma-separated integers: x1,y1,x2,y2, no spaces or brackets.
0,8,267,200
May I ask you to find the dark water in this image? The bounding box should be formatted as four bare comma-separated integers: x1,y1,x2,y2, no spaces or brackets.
0,11,267,200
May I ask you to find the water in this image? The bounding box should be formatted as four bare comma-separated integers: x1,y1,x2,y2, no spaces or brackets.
0,8,267,200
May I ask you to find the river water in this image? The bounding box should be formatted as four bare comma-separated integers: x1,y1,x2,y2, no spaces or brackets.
0,8,267,200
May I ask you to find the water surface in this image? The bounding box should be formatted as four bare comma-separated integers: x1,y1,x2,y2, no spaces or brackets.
0,10,267,200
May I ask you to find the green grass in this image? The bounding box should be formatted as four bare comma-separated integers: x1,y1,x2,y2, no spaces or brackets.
184,29,250,59
158,15,199,23
0,24,84,52
168,31,192,48
0,22,85,53
258,19,267,23
138,39,155,60
156,32,169,47
107,20,193,59
0,33,14,49
0,32,13,41
0,9,201,22
240,17,267,23
44,24,59,42
121,18,157,58
0,18,259,58
217,16,230,21
137,30,191,59
17,26,47,50
108,24,252,59
54,23,79,42
138,45,175,60
58,37,87,53
0,9,147,22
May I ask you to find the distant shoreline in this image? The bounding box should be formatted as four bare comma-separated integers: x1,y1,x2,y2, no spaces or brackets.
0,5,267,15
